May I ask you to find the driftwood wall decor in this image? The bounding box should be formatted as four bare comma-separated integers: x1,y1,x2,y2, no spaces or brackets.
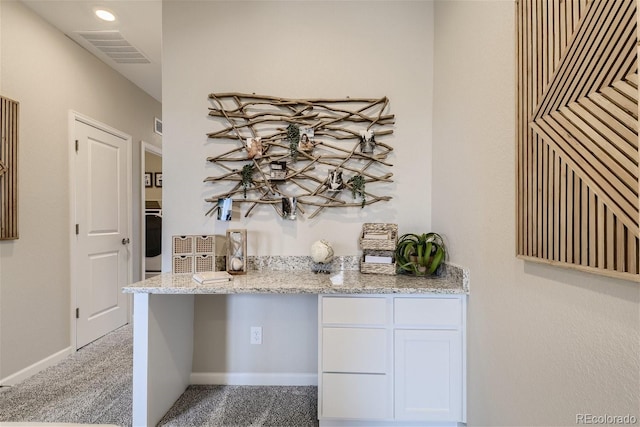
517,0,639,281
205,93,394,220
0,95,19,240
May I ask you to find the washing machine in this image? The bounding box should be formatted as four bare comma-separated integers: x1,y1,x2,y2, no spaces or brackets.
145,202,162,278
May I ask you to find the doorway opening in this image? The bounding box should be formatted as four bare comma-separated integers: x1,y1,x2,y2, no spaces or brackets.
141,142,162,279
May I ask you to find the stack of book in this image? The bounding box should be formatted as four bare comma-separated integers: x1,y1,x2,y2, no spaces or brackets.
192,271,233,284
363,255,394,264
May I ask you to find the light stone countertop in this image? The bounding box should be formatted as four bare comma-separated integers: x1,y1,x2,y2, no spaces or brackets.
123,265,469,295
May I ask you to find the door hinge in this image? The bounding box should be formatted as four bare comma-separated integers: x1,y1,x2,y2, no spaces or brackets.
75,139,79,153
75,308,79,319
75,224,79,235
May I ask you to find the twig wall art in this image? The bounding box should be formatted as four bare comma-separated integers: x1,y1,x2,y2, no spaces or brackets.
205,93,395,220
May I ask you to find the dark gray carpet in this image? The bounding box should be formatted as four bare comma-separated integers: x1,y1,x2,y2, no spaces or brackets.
0,325,133,426
0,325,318,427
158,386,318,427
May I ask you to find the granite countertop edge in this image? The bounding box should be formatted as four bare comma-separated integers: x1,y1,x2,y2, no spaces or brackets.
123,260,469,295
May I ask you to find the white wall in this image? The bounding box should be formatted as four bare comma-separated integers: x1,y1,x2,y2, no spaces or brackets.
432,2,640,426
163,0,434,375
0,0,161,380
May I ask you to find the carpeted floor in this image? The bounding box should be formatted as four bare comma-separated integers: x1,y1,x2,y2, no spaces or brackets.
0,325,319,427
157,386,318,427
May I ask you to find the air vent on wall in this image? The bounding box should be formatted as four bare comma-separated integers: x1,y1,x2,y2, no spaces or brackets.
75,30,150,64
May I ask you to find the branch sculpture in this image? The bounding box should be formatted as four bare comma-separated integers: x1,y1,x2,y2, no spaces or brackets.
205,92,395,219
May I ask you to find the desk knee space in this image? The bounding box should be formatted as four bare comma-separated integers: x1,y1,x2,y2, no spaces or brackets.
132,293,195,427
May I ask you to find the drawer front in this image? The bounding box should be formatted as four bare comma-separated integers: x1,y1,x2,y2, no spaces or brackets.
322,373,390,419
394,297,462,326
322,327,387,373
322,296,387,325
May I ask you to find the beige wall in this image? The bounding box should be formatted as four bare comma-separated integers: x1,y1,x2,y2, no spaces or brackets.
432,2,639,426
164,0,434,374
0,0,161,380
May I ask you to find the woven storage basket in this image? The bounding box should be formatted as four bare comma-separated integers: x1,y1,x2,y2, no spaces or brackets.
195,235,215,254
360,260,396,275
172,255,194,274
359,223,398,251
194,254,215,273
172,236,193,255
359,223,397,275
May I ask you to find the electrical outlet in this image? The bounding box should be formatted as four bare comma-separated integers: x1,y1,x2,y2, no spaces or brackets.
250,326,262,345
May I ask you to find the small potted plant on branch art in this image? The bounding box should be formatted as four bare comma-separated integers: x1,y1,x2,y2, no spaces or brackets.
395,232,446,276
348,174,366,208
240,163,255,198
287,124,300,161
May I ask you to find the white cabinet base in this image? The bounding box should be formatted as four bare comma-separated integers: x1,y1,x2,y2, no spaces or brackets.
319,295,466,427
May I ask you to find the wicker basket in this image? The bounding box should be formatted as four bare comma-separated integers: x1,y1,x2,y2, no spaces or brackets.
359,223,398,251
173,255,194,274
360,260,396,275
172,236,193,255
359,223,397,275
194,254,215,272
195,235,215,254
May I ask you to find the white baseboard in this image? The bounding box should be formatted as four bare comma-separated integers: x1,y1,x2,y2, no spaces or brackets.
0,346,74,386
320,421,463,427
190,372,318,386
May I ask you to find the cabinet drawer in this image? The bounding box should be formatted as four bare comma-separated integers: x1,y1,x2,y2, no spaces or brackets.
322,373,390,419
394,297,462,326
322,296,387,325
322,327,387,373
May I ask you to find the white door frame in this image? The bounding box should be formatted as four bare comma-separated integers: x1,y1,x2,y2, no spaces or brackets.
140,141,162,277
69,111,133,350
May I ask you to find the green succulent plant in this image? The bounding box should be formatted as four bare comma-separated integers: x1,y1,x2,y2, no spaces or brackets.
348,174,366,208
395,232,446,276
240,164,255,198
287,124,300,161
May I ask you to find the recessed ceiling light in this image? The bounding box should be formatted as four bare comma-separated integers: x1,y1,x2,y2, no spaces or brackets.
95,9,116,22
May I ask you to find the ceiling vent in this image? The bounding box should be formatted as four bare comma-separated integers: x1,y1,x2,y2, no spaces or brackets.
75,30,150,64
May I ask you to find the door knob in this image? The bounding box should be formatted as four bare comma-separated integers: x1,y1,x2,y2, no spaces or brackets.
122,238,130,245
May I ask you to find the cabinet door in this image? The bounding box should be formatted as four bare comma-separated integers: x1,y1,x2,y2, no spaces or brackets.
394,329,462,421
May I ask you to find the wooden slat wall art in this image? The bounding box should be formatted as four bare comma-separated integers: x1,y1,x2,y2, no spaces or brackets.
517,0,640,281
0,95,19,240
205,93,394,220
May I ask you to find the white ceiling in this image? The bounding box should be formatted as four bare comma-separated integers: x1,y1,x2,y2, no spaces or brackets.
21,0,162,102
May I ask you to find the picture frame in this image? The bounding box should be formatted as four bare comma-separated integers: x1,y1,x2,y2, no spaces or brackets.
270,161,287,181
246,137,263,159
144,173,152,188
154,173,163,188
359,130,376,154
154,117,162,136
298,127,314,152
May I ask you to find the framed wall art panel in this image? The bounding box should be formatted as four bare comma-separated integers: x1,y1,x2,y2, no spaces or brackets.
0,95,19,240
516,0,639,281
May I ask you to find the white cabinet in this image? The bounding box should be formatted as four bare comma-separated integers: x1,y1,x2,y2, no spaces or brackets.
319,296,392,421
395,329,462,421
319,294,466,426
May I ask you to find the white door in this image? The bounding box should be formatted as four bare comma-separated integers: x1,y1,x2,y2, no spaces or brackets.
73,116,131,349
394,329,463,421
